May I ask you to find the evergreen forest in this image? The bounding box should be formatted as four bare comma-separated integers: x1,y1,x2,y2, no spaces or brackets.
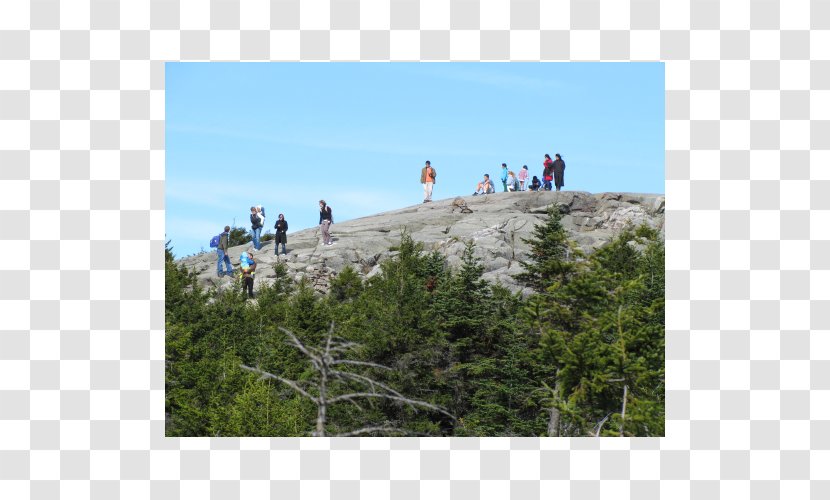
166,208,665,437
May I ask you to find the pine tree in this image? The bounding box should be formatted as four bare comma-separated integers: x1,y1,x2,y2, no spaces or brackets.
163,223,664,438
529,225,665,436
516,206,578,293
434,241,491,346
164,241,207,326
225,378,312,436
457,288,550,437
228,225,252,247
165,239,175,262
345,233,453,433
255,261,294,302
329,266,363,303
241,324,453,436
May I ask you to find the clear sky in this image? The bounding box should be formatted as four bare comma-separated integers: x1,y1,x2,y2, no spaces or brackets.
166,62,664,258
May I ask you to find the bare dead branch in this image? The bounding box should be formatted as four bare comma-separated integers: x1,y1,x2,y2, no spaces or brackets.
325,323,333,358
328,339,358,349
258,324,455,436
327,344,359,355
330,359,393,371
343,397,365,412
327,392,455,420
330,370,407,400
278,327,318,360
334,426,405,437
240,364,318,404
592,413,613,437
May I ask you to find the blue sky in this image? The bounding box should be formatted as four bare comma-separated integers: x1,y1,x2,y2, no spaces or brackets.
166,62,664,257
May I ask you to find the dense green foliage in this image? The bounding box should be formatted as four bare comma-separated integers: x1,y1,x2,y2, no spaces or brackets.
228,225,253,246
166,211,664,437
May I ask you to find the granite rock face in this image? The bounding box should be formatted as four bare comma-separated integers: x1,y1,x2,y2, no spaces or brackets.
177,191,665,294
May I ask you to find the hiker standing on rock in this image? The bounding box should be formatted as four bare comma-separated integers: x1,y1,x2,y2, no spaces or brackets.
240,250,257,299
542,154,554,191
500,163,509,192
420,161,436,203
319,200,334,246
552,153,566,191
274,214,288,256
216,225,232,277
250,206,264,251
518,165,529,191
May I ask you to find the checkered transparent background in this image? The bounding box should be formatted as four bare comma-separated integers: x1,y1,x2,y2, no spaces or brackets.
1,0,829,498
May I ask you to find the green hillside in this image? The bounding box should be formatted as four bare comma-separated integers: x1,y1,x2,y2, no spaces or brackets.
165,207,665,437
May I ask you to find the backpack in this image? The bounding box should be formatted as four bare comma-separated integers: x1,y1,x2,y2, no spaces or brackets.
209,233,222,248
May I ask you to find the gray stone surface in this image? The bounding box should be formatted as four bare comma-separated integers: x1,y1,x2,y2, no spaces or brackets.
177,191,665,294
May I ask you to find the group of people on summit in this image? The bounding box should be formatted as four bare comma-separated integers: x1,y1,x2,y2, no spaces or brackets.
420,153,567,202
247,206,289,255
210,201,335,299
244,202,332,254
213,153,567,298
471,154,566,196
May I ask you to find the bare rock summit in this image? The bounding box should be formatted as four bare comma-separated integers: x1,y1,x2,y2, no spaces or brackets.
177,191,665,294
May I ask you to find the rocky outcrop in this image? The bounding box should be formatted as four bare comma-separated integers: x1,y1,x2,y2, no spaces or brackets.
177,191,665,294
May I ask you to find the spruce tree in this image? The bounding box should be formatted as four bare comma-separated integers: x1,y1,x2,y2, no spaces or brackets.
164,223,663,437
329,266,363,303
434,241,491,344
529,225,664,436
228,225,252,247
516,206,577,293
430,242,492,422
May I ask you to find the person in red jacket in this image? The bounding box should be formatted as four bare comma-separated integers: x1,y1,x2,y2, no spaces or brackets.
542,154,554,191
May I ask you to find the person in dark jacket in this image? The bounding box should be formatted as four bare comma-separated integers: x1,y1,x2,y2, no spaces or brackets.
542,154,554,191
529,176,542,191
274,214,288,256
250,206,263,250
552,153,566,191
216,225,232,277
319,200,334,246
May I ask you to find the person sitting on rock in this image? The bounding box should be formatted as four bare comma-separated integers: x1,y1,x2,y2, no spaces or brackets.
473,174,495,195
239,250,257,299
506,170,519,192
274,214,288,256
529,175,542,191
